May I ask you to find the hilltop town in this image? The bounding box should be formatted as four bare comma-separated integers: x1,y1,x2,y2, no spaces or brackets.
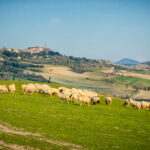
5,46,51,54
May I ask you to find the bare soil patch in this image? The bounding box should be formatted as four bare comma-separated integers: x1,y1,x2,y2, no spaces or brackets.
0,140,37,150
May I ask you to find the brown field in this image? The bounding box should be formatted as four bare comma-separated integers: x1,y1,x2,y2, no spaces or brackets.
102,68,150,80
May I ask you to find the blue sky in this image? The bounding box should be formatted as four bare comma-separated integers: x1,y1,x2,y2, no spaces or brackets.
0,0,150,62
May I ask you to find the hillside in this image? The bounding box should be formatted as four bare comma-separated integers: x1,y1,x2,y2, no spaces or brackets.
0,47,114,74
116,58,140,66
0,81,150,150
0,47,150,99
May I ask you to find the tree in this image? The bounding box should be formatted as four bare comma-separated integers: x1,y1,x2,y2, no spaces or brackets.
48,76,51,83
12,75,15,81
125,84,128,89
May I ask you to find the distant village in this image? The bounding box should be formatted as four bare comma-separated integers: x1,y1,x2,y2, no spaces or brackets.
5,46,51,54
0,46,52,61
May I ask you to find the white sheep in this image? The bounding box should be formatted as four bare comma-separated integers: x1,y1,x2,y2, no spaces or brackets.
34,84,42,92
21,84,26,93
8,84,16,93
70,93,79,102
105,97,112,105
21,84,36,94
51,88,59,95
91,96,100,104
78,96,91,106
130,100,141,109
58,93,70,103
0,85,8,93
141,101,150,110
123,99,131,107
44,88,53,96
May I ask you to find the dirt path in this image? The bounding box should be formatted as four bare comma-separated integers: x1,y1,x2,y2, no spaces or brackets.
0,140,38,150
0,122,87,150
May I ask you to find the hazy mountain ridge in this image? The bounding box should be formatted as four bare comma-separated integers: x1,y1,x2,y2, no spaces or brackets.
142,61,150,66
116,58,140,66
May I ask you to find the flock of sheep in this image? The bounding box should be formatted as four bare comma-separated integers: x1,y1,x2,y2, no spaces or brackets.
21,83,112,106
0,84,15,93
0,83,150,110
0,83,112,106
123,99,150,110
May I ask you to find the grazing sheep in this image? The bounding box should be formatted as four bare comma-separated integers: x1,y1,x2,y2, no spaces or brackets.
91,96,100,104
25,84,36,94
130,100,141,109
70,93,79,102
124,99,150,110
21,84,26,93
123,99,131,107
34,84,42,93
141,101,150,110
8,84,16,93
51,88,59,95
39,84,50,93
0,85,8,93
21,84,36,94
130,100,136,108
64,94,70,103
135,102,141,109
105,97,112,105
57,93,62,98
58,93,70,103
46,89,53,96
40,87,52,96
78,96,91,106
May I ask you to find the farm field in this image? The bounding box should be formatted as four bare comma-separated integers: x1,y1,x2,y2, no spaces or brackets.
0,81,150,150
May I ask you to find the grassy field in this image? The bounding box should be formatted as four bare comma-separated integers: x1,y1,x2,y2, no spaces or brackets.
0,81,150,150
135,71,150,75
109,76,150,88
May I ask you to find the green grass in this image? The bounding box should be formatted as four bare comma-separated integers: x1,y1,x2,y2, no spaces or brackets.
0,80,150,150
109,76,150,87
134,71,150,75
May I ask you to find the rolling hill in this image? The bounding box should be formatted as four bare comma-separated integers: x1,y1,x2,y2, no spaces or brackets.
0,47,150,99
116,58,140,66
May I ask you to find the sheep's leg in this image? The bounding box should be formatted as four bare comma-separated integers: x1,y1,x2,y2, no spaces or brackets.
66,99,69,104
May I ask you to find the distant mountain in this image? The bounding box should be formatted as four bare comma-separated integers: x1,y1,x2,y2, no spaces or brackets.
116,58,140,66
142,61,150,65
